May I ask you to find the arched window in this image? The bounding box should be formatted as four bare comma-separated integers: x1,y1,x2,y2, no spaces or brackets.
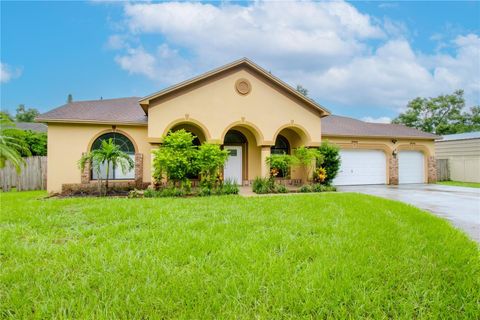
271,135,290,155
224,130,247,144
91,132,136,180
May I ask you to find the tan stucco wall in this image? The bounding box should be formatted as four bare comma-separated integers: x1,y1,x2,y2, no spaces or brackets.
323,136,435,184
147,68,323,146
47,123,151,193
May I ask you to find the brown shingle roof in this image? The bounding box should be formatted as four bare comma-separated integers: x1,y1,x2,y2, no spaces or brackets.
36,97,437,140
322,115,439,139
36,97,147,125
15,122,48,133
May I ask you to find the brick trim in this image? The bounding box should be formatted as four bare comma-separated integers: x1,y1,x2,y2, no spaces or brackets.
80,153,90,184
134,153,143,187
428,156,437,183
389,156,398,185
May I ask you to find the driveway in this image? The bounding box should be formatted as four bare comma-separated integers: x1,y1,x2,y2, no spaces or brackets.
338,184,480,243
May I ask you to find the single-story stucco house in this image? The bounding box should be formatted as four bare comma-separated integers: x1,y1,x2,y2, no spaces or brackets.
435,131,480,183
36,58,438,193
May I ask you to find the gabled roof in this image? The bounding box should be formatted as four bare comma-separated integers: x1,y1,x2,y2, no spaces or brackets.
436,131,480,142
322,115,440,140
138,58,331,116
36,97,147,126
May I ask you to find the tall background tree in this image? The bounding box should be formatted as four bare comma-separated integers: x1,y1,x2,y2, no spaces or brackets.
15,104,40,122
392,90,480,135
296,84,308,96
67,94,73,103
0,114,27,172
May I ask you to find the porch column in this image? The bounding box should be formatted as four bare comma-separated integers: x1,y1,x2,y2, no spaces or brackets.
260,146,271,178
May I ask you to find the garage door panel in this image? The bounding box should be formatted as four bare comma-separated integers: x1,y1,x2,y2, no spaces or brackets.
333,150,387,186
399,151,424,184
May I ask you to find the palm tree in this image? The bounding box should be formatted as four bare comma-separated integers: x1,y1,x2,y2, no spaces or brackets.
78,138,134,196
0,113,26,173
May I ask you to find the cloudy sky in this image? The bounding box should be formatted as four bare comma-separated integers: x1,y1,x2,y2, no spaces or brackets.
1,1,479,123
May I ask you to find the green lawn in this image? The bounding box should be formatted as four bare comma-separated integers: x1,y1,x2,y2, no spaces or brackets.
1,192,479,319
437,180,480,188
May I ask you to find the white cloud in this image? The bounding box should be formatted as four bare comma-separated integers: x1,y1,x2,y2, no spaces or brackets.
107,0,480,113
115,47,156,79
0,62,22,83
105,34,128,50
119,1,384,72
284,35,480,111
361,116,392,123
114,45,193,83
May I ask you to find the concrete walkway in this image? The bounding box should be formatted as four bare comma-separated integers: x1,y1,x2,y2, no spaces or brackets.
338,184,480,242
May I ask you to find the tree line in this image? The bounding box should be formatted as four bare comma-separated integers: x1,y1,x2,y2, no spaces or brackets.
392,90,479,135
295,85,479,135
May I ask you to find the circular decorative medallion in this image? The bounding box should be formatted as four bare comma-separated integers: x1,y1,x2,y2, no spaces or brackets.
235,78,251,95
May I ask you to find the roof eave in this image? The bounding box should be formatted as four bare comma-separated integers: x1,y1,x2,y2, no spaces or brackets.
138,58,331,116
35,118,148,127
322,133,438,140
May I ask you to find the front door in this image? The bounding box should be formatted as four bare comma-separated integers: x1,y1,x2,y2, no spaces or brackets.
223,146,243,184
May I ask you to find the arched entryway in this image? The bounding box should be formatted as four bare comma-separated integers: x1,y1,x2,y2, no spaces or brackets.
167,122,208,180
169,122,207,146
272,126,310,180
270,135,291,177
222,125,263,183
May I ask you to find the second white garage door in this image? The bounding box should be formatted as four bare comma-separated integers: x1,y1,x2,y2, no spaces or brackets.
398,151,424,184
333,150,387,186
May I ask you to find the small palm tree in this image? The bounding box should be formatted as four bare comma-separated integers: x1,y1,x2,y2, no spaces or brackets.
78,138,134,196
0,114,26,173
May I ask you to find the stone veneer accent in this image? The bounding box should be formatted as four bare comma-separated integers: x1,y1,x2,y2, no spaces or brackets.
134,153,143,187
71,152,144,193
62,181,150,195
389,156,399,185
80,153,90,184
427,156,437,183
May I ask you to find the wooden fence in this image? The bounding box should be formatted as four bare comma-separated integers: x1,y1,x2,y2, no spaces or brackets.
0,156,47,191
436,159,449,181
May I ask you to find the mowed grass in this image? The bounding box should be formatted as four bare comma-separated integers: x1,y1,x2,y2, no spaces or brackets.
437,180,480,188
1,192,479,319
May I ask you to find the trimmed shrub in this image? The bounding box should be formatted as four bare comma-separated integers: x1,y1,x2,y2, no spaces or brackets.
143,187,186,198
152,129,198,185
266,154,294,178
275,184,289,193
219,179,240,195
197,143,229,191
128,189,143,198
301,184,337,193
318,141,341,185
143,189,157,198
252,177,274,194
299,185,312,193
294,146,323,181
313,167,327,184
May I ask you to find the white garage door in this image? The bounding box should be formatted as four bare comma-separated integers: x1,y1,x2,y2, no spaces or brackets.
333,150,387,186
399,151,424,184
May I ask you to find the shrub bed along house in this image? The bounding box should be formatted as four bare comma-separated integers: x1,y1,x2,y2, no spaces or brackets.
253,141,340,194
76,129,239,198
141,129,238,198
